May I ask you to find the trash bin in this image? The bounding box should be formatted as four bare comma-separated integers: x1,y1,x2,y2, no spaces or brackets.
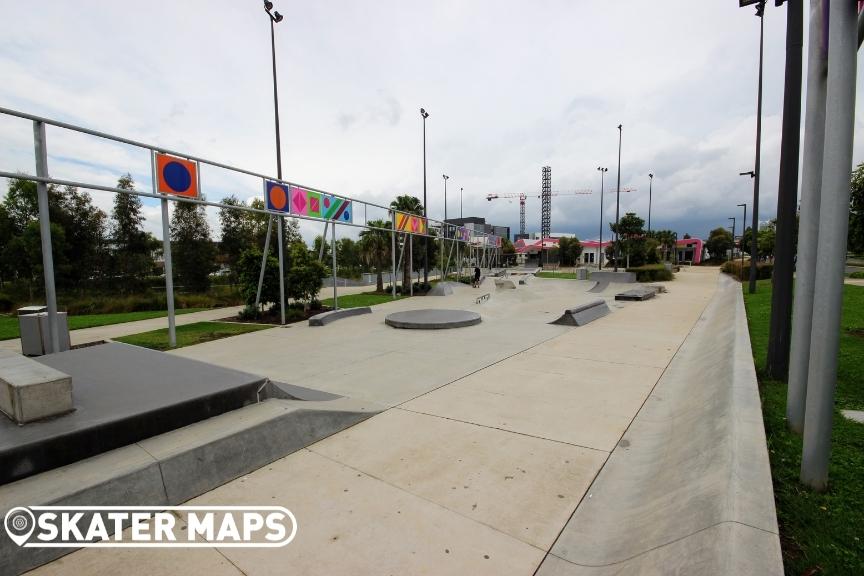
18,309,71,356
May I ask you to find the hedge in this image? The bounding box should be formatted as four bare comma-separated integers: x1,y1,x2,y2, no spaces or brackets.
721,259,773,281
626,264,674,282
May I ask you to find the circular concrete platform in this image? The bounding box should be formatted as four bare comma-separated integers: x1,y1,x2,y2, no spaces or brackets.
385,309,481,329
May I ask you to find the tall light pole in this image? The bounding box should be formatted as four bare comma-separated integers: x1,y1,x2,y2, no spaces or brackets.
264,0,285,324
597,167,608,269
442,174,449,221
728,217,736,261
738,203,747,280
460,187,463,219
648,173,654,232
740,0,766,294
739,170,756,272
420,108,429,285
614,124,623,272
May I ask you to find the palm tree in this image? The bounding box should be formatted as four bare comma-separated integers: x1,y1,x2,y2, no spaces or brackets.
389,195,424,292
359,219,391,292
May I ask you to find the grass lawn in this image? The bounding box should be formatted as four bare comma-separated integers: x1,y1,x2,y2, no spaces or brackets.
743,279,864,575
115,321,272,351
0,308,208,341
320,292,405,309
536,272,581,279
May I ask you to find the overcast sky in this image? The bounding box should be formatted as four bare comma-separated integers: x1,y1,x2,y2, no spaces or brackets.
2,0,864,244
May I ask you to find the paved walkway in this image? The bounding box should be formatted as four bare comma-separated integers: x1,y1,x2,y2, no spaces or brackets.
29,268,720,575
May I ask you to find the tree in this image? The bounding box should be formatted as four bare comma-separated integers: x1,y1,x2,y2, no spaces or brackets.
389,195,425,290
110,174,153,291
609,212,646,267
558,236,583,266
705,227,733,261
171,199,216,292
758,220,776,259
849,162,864,254
359,219,391,292
286,241,327,308
237,247,279,310
649,229,678,262
219,195,254,282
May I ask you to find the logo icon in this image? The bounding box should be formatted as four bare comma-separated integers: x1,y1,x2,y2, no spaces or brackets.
4,507,35,547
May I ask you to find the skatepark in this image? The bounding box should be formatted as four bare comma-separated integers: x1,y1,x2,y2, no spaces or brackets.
0,267,782,575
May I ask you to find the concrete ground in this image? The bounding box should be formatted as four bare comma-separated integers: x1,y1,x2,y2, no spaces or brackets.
27,268,721,575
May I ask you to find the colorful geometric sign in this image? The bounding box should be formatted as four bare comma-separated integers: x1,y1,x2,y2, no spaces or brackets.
457,227,470,242
289,186,322,218
155,153,198,198
322,194,353,223
394,212,427,235
264,180,290,213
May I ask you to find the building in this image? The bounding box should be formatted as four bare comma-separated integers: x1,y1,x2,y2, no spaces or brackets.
513,237,705,266
445,217,510,242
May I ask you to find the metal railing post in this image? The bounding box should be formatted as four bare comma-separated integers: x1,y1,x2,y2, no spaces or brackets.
32,121,59,354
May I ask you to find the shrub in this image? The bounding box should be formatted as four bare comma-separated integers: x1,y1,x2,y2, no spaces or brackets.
721,259,773,280
626,264,673,282
850,270,864,279
238,304,261,321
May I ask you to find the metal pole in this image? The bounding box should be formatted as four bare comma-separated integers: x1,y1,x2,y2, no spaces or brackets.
318,221,328,261
33,121,59,354
409,234,414,296
598,167,606,270
739,203,748,280
151,149,177,348
749,6,766,294
277,216,286,325
648,173,653,232
391,212,397,299
801,0,857,491
614,125,622,272
255,216,273,309
767,0,804,381
460,187,463,219
789,0,827,434
331,221,337,309
422,110,429,286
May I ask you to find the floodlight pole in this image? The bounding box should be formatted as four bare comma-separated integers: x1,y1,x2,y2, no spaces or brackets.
597,167,607,269
738,203,747,280
801,0,857,491
33,121,60,353
614,125,622,272
331,221,337,309
421,108,429,286
391,212,397,299
788,0,826,434
748,1,766,294
648,173,654,232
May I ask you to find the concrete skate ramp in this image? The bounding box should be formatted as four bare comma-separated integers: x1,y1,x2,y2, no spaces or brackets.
614,286,657,301
587,281,608,293
309,306,372,325
427,282,455,296
590,270,636,283
539,275,782,575
549,300,610,326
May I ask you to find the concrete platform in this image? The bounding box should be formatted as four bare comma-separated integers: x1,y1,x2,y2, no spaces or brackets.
385,309,481,329
614,286,657,301
0,343,266,485
549,300,610,327
590,271,636,283
308,306,372,326
495,279,517,289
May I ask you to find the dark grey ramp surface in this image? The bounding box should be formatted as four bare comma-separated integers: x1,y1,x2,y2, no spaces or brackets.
0,342,266,485
587,281,608,293
427,282,455,296
615,287,657,301
550,300,610,326
590,271,636,283
385,309,481,329
309,307,371,326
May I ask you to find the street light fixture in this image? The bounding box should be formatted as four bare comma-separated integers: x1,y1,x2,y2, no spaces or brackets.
442,174,449,221
460,187,463,219
738,203,747,280
728,217,736,261
597,166,608,270
420,108,429,284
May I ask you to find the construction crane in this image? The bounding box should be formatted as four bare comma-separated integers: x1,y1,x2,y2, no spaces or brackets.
486,189,592,238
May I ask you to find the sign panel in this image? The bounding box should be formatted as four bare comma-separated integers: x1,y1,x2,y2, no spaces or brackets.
394,212,427,235
322,194,353,223
457,227,470,242
155,153,198,198
264,180,290,213
289,186,322,218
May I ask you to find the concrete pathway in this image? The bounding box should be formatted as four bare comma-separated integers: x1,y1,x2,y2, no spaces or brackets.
28,268,720,575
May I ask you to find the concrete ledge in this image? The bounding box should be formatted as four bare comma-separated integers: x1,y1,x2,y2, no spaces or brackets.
308,307,372,326
0,396,380,575
0,351,72,424
540,274,782,575
495,278,517,289
549,300,611,327
590,271,636,283
587,281,608,293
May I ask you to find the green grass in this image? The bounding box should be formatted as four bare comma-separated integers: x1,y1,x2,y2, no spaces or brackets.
536,272,581,279
320,292,405,309
0,308,208,341
115,321,272,351
743,279,864,575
